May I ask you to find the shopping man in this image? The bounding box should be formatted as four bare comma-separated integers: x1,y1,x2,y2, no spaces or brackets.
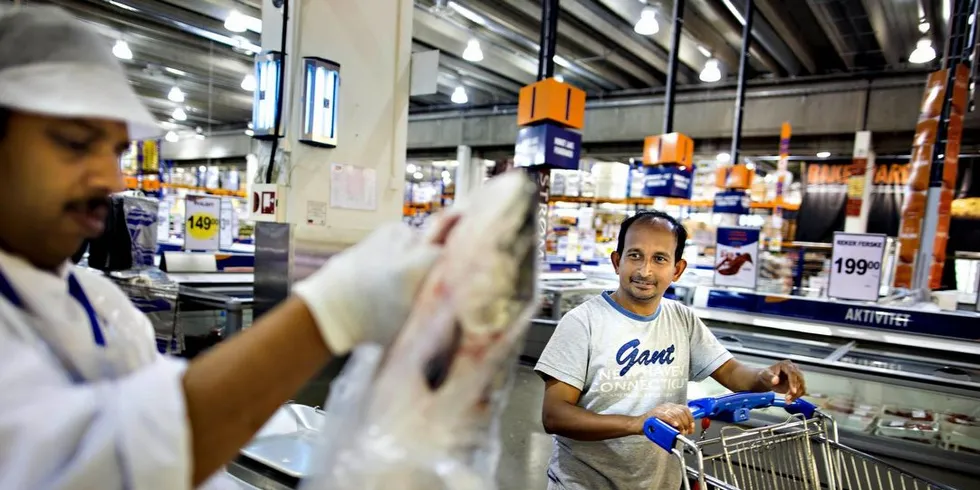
0,6,451,489
535,211,806,489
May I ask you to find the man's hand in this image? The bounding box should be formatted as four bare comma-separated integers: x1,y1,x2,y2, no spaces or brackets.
756,360,806,402
633,403,696,436
292,213,459,355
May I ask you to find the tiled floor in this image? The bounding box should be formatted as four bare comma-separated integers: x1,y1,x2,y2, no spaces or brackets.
495,363,553,490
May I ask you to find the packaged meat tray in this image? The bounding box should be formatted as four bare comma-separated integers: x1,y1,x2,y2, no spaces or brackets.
875,418,940,444
941,412,980,439
880,405,936,423
824,397,878,432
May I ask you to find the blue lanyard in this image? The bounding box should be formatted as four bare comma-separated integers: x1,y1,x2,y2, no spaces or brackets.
0,268,105,347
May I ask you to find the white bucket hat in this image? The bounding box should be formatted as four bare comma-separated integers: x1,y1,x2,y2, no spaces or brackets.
0,5,160,140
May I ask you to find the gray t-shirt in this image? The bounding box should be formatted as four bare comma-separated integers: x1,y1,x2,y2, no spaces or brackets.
534,292,732,490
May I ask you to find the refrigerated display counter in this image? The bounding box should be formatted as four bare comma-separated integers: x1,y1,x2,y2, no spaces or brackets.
689,308,980,482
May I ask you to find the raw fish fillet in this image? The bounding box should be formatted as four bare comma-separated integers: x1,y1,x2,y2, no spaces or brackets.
301,171,540,490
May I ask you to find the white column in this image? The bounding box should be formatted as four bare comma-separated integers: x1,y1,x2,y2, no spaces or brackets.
453,145,484,206
844,131,876,233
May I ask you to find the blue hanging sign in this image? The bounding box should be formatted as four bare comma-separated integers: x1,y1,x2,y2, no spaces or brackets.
514,123,582,170
643,164,695,198
713,190,750,214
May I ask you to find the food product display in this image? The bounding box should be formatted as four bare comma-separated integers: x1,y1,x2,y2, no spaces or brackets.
952,197,980,219
876,418,940,444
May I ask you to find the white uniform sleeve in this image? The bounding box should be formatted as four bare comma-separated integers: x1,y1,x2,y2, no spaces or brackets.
0,328,193,490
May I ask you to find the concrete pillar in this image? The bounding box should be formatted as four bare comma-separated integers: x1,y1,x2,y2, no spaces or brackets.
255,0,413,284
454,145,483,206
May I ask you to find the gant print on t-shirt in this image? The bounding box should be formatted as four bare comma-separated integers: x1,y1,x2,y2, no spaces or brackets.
616,338,676,376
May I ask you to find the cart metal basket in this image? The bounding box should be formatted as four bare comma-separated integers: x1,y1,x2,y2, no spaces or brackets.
645,392,956,490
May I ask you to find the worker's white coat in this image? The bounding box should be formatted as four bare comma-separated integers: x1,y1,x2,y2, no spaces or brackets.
0,249,237,489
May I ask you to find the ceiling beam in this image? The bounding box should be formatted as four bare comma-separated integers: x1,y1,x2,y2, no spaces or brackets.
155,0,262,24
860,0,914,68
805,0,857,70
468,0,661,88
755,0,819,74
686,0,784,75
418,2,622,91
413,8,538,87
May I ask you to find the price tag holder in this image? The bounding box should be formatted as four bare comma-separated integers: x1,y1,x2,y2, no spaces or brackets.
184,195,221,251
828,232,887,302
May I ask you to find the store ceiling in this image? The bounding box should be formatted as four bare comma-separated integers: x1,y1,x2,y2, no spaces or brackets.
22,0,937,131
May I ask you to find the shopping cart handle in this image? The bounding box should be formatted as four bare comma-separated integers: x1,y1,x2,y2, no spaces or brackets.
643,392,817,451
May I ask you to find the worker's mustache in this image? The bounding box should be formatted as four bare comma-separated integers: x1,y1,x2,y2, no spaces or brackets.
64,196,110,213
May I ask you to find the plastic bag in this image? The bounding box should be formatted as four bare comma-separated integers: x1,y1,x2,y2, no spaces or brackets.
300,171,539,490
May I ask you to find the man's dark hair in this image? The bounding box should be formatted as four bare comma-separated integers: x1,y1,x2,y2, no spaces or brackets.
615,210,688,262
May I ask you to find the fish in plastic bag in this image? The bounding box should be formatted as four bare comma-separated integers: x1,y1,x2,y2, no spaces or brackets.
301,171,540,490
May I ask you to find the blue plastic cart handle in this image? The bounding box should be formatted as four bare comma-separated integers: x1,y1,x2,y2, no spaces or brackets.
643,392,817,451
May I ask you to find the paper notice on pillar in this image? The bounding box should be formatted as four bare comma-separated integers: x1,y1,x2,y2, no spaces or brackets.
713,226,760,290
329,163,377,211
219,199,235,249
307,200,327,226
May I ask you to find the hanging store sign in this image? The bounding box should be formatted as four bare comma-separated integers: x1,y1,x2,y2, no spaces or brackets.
828,232,887,302
184,195,221,251
643,165,694,198
713,190,750,214
713,226,760,290
513,123,581,170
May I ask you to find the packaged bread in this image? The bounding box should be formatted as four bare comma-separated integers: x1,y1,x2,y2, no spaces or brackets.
898,237,919,263
900,215,922,236
951,197,980,219
908,162,931,191
902,191,927,216
894,263,913,287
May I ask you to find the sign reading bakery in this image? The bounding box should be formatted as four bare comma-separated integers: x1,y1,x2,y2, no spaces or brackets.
796,160,909,242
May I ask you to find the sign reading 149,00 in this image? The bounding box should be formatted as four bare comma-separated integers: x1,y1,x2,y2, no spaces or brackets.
184,195,221,251
828,232,887,302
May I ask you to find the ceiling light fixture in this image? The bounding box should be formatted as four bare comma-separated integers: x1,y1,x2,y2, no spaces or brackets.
462,39,484,62
413,171,424,180
108,1,138,12
451,85,469,104
244,129,254,137
224,10,248,33
633,6,660,36
697,45,712,57
716,152,731,162
918,21,930,33
700,58,722,82
164,67,187,76
164,131,179,143
816,151,831,159
241,74,257,91
112,40,133,60
172,107,187,121
909,38,936,64
168,86,185,103
406,163,418,174
554,74,564,82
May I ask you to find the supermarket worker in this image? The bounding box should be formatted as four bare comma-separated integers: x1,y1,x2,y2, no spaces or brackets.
0,5,452,489
535,210,807,490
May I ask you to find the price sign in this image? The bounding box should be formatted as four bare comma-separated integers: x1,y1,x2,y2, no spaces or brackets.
184,195,221,251
828,232,887,302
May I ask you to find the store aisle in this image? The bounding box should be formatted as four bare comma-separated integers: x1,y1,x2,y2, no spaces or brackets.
496,363,552,490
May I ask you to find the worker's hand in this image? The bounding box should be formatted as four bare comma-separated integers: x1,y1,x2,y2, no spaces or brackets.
292,214,459,355
757,360,806,403
633,403,696,436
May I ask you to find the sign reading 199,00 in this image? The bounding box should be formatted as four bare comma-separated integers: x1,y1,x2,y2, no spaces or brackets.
184,195,221,251
828,232,887,302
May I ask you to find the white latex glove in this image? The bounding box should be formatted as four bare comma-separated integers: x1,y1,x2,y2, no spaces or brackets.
292,220,446,355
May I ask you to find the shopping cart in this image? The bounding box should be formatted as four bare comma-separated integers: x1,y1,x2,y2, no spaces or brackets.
644,392,956,490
